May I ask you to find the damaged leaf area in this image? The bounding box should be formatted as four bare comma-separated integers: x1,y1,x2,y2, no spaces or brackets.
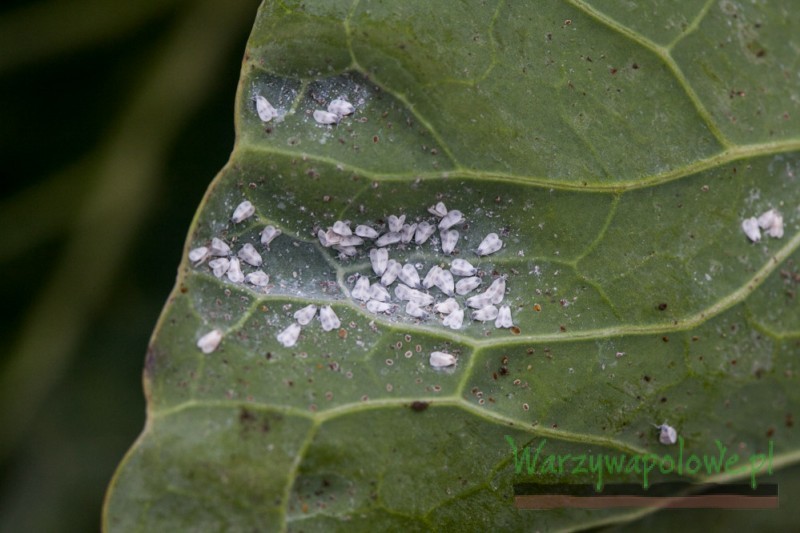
105,0,800,530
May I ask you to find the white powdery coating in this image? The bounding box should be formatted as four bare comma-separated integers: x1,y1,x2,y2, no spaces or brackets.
370,248,389,275
433,269,455,296
429,351,456,368
394,283,413,301
332,220,352,237
450,258,477,277
399,264,421,288
438,209,463,230
238,243,263,267
339,235,364,247
758,208,784,238
376,232,401,247
245,270,269,287
472,304,499,322
209,258,230,278
255,95,278,122
260,225,281,245
197,329,223,354
387,214,406,233
477,232,503,256
400,223,417,243
434,298,459,314
369,283,391,302
313,109,339,124
210,237,231,256
442,308,464,330
189,246,209,263
428,202,448,218
367,300,393,313
741,217,761,242
455,276,481,295
486,277,506,304
226,257,244,283
277,323,301,347
355,225,379,239
231,200,255,223
440,229,459,254
422,265,443,289
405,301,428,318
293,304,318,325
351,276,371,302
381,260,402,285
658,424,678,445
319,305,341,331
466,293,493,309
328,98,355,117
415,222,436,244
495,305,513,328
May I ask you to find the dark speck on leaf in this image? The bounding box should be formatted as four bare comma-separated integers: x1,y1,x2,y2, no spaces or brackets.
657,303,667,311
410,401,429,412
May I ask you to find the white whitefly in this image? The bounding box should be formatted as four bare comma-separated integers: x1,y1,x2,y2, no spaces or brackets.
456,276,482,295
429,351,456,368
260,225,281,245
399,264,421,288
495,305,513,328
466,292,493,309
476,232,503,256
370,248,389,275
367,300,393,313
333,245,357,257
355,225,379,239
209,237,231,256
387,214,406,233
422,265,443,289
442,308,464,330
486,277,506,304
438,209,463,230
208,258,230,278
339,235,364,247
255,95,278,122
400,223,417,243
351,276,371,302
428,202,448,218
231,200,255,223
369,283,391,302
328,98,355,117
433,269,455,296
238,243,263,267
317,229,332,247
394,283,413,301
407,288,434,307
657,423,678,445
741,217,761,242
293,304,318,325
415,222,435,244
450,258,477,277
332,220,352,237
440,229,459,254
313,109,339,125
245,270,269,287
277,323,301,347
376,232,402,247
319,305,341,332
381,260,402,285
472,304,499,322
318,229,342,247
189,246,209,263
405,301,428,318
434,298,459,314
758,208,784,238
197,329,223,354
226,257,244,283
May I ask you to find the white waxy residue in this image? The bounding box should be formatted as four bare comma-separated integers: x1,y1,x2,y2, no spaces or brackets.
399,264,421,288
495,305,513,328
370,248,388,275
197,329,223,354
226,257,244,283
245,270,269,287
260,225,281,245
208,258,230,278
238,243,263,267
415,222,435,244
472,304,499,322
442,308,464,329
209,237,231,256
476,232,503,256
255,95,278,122
440,229,459,254
355,225,379,239
455,276,481,295
277,323,301,347
381,260,402,285
741,217,761,242
293,304,318,325
438,209,463,230
319,305,341,331
313,110,339,124
450,258,477,277
231,200,255,223
429,351,456,368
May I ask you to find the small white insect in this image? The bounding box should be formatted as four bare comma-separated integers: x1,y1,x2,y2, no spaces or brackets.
255,94,278,122
209,237,231,256
472,304,499,322
438,209,463,230
757,208,784,238
394,283,413,301
657,423,678,445
405,301,428,318
381,260,402,285
466,292,493,309
495,305,513,328
332,220,352,237
375,232,401,247
208,258,230,278
456,276,482,295
422,265,443,289
428,202,448,218
387,214,406,233
231,200,255,223
434,298,459,314
364,285,388,304
486,277,506,304
197,329,223,354
476,232,503,256
319,305,341,332
328,98,355,117
293,304,318,325
226,257,244,283
440,229,459,254
188,246,209,263
407,288,435,307
339,235,364,247
400,223,418,243
260,225,281,245
355,225,379,239
245,270,269,287
366,300,394,313
238,243,263,267
351,276,371,302
432,269,455,296
429,351,456,368
415,222,436,244
276,323,301,347
442,308,464,330
450,258,477,277
318,229,342,247
399,264,421,288
333,245,358,257
370,248,389,275
741,217,761,242
313,109,339,125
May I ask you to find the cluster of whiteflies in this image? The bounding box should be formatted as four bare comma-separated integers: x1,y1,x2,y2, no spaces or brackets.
741,208,784,243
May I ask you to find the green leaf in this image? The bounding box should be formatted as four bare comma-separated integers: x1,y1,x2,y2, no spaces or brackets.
105,0,800,530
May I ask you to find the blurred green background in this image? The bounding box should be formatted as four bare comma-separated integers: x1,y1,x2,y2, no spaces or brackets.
0,0,260,530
